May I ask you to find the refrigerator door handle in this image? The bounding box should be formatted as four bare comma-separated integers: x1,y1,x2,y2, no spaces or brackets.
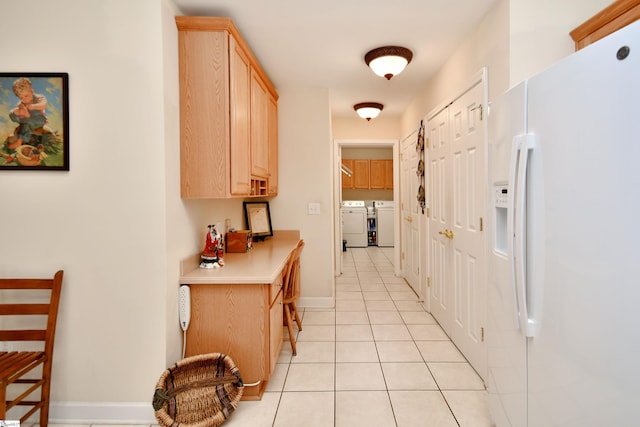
515,133,537,338
508,136,523,329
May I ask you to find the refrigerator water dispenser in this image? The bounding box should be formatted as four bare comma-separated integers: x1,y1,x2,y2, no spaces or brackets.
494,183,508,255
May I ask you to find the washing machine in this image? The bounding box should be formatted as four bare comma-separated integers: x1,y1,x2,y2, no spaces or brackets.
374,200,394,247
341,200,367,247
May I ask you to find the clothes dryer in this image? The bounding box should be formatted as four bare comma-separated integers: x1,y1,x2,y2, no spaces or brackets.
373,200,394,247
341,201,367,247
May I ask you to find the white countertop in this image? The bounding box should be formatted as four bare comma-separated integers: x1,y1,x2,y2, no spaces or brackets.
179,232,300,285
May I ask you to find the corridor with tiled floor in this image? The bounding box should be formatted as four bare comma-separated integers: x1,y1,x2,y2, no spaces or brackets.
219,246,493,426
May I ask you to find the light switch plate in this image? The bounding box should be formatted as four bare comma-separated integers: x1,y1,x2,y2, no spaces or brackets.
308,202,321,215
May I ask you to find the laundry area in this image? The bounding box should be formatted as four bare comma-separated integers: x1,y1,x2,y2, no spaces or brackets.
340,146,394,249
340,199,395,248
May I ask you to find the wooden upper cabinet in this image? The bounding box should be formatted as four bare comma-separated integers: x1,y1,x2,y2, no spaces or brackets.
370,159,393,190
230,36,252,196
267,95,278,195
341,159,354,189
251,68,269,179
342,158,393,190
369,160,385,189
176,17,279,198
570,0,640,50
353,159,370,189
383,159,393,189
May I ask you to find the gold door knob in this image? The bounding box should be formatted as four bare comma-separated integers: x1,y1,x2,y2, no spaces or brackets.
438,229,454,239
405,216,413,223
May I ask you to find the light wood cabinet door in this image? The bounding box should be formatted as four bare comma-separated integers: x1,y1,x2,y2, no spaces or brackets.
267,95,278,195
229,36,252,196
370,160,386,189
177,29,229,198
341,159,354,189
186,283,268,399
251,68,269,179
384,159,393,189
353,159,370,189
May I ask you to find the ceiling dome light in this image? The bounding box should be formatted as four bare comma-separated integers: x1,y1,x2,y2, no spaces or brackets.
365,46,413,80
354,102,384,121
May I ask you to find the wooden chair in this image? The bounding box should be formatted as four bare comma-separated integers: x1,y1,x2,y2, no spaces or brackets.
282,240,304,355
0,270,63,427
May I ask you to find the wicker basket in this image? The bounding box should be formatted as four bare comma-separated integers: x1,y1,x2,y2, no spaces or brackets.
153,353,244,427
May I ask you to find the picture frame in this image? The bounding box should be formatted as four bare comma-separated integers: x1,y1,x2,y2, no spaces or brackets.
243,201,273,241
0,72,69,170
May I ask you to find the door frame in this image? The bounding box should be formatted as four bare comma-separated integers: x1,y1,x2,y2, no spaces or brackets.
333,139,400,276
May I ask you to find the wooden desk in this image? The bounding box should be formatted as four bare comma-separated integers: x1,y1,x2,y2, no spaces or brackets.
179,230,300,400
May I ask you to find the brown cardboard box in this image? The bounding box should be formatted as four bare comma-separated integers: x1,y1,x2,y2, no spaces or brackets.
226,230,252,253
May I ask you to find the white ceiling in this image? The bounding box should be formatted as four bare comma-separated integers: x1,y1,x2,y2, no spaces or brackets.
172,0,498,118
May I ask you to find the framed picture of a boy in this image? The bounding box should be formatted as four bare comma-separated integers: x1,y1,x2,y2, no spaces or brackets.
0,73,69,170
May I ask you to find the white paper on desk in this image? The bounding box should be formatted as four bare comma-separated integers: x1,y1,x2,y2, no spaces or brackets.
250,208,270,233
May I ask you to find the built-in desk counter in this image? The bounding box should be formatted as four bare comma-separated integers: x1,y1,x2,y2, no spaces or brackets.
179,230,300,400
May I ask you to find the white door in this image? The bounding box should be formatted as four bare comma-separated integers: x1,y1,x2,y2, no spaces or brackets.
427,81,486,379
401,137,420,295
427,107,451,326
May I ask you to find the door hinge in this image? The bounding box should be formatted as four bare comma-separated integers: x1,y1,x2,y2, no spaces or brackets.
480,217,483,232
427,207,430,217
427,277,431,288
401,251,405,260
481,327,485,342
425,137,430,148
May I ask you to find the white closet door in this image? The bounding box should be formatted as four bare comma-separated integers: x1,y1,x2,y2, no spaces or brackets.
401,137,420,294
427,80,487,379
448,83,486,379
428,107,451,328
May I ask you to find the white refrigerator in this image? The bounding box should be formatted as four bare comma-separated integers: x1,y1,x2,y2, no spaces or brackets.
487,20,640,427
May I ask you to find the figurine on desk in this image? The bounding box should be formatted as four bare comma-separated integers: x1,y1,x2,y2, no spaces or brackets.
200,224,224,268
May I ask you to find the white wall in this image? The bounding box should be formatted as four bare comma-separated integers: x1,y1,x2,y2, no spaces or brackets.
272,87,334,304
332,115,401,139
401,0,510,137
509,0,613,85
0,0,182,422
400,0,611,138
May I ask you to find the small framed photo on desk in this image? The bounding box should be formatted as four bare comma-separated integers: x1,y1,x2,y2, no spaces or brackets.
243,201,273,241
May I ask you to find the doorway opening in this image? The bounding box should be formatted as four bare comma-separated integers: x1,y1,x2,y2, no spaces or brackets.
333,139,401,277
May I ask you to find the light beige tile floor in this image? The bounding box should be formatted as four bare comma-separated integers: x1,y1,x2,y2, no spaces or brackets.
45,246,493,427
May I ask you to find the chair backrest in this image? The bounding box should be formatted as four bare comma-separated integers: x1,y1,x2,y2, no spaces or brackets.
283,240,304,300
0,270,63,355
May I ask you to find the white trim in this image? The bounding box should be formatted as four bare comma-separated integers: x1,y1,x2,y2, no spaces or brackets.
298,296,334,309
49,401,156,424
426,68,487,122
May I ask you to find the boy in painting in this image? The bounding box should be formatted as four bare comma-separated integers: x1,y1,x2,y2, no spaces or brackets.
7,77,48,150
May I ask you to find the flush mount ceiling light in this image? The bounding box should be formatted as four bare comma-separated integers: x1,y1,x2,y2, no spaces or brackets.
354,102,384,121
365,46,413,80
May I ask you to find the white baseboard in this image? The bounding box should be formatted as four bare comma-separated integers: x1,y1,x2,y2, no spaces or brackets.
49,401,156,424
42,297,334,424
298,296,334,308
